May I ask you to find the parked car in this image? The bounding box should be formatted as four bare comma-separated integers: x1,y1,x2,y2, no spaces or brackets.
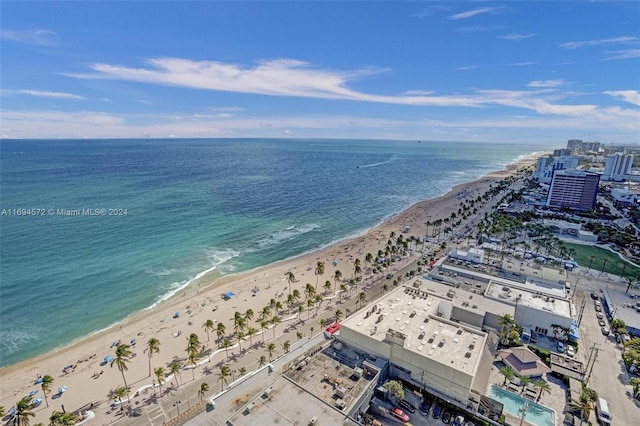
595,305,602,312
442,410,453,424
591,293,599,300
567,346,575,357
599,319,606,327
557,342,565,353
419,401,431,416
390,407,409,422
453,415,465,426
601,326,609,335
432,405,442,419
596,312,604,319
398,399,416,413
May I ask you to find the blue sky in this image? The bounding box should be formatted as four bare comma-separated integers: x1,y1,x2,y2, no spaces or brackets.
1,1,639,143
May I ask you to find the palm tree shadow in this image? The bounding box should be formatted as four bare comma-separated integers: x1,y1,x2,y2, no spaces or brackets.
203,366,213,376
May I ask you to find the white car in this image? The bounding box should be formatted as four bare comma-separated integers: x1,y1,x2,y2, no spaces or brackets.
566,346,575,357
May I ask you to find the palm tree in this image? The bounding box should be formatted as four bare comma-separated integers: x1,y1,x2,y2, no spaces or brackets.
314,294,323,315
297,305,304,322
247,327,257,348
244,308,254,323
238,367,247,377
307,299,315,318
282,340,291,353
534,379,550,402
286,271,296,295
320,318,327,329
217,365,231,391
314,261,325,293
109,386,129,412
497,313,514,345
110,343,132,391
304,283,315,300
236,331,245,352
0,406,4,417
260,305,271,320
286,293,296,312
499,366,515,386
334,309,343,324
271,315,281,338
40,374,54,408
333,270,343,290
14,395,35,426
144,337,161,377
188,351,199,381
292,288,301,303
154,367,165,396
519,375,530,394
198,382,209,402
275,301,283,314
266,343,277,361
187,333,201,355
357,292,367,309
258,355,267,368
260,320,269,343
170,361,181,388
222,338,232,361
202,319,215,342
215,322,226,347
324,280,332,294
297,331,303,340
49,411,78,426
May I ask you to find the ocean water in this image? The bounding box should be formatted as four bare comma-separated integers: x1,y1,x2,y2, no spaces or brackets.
0,139,545,366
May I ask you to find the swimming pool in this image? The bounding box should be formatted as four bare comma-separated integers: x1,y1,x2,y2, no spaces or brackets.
489,385,556,426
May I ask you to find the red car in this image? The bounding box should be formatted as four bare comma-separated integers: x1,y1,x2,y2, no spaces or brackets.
390,407,409,422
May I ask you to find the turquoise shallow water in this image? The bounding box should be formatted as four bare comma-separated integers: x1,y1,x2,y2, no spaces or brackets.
0,138,545,366
490,385,555,426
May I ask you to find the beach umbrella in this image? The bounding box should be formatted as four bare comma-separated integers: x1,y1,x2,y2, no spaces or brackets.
58,386,68,394
34,397,43,407
174,312,181,318
28,389,38,396
8,407,16,417
104,355,113,363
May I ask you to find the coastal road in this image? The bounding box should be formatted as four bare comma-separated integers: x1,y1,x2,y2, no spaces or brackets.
570,267,639,425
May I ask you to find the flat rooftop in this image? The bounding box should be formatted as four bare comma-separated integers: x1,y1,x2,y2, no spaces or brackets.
341,284,487,375
485,282,572,318
224,373,357,426
420,279,515,318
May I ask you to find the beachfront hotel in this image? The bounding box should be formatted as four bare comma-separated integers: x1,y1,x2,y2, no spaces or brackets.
545,170,600,211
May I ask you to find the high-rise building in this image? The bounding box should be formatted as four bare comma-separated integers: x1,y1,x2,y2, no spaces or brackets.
602,153,634,181
546,170,600,211
533,155,579,184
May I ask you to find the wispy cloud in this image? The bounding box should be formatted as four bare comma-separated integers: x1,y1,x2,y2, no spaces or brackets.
527,80,565,88
10,89,85,100
559,36,637,49
498,33,536,40
450,7,497,20
411,5,450,18
1,29,59,46
457,62,535,71
605,90,640,106
601,49,640,60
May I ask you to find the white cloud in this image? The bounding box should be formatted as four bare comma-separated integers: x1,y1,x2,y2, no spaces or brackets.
402,90,435,96
559,36,637,49
527,80,565,88
12,90,85,100
604,90,640,106
450,7,497,20
498,33,536,40
1,29,59,46
601,49,640,60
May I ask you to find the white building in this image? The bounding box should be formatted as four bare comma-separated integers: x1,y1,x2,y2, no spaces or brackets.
603,153,634,181
533,155,579,184
484,282,574,337
610,188,637,205
338,285,492,408
450,248,484,264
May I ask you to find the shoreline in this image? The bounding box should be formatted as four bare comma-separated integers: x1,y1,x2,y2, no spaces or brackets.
0,151,542,423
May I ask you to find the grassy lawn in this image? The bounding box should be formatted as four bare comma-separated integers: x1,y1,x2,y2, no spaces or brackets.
561,242,640,280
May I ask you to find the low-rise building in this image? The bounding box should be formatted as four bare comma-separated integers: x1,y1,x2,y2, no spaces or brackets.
450,248,485,264
337,285,492,409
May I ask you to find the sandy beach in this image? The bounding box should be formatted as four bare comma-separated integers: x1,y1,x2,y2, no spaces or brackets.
0,154,540,424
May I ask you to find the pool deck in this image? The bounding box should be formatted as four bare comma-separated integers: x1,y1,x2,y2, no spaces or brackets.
487,360,566,426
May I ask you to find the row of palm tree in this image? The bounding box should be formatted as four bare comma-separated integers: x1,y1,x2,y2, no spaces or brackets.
498,366,551,402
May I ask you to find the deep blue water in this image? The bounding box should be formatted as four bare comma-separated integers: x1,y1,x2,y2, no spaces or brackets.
0,138,545,366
